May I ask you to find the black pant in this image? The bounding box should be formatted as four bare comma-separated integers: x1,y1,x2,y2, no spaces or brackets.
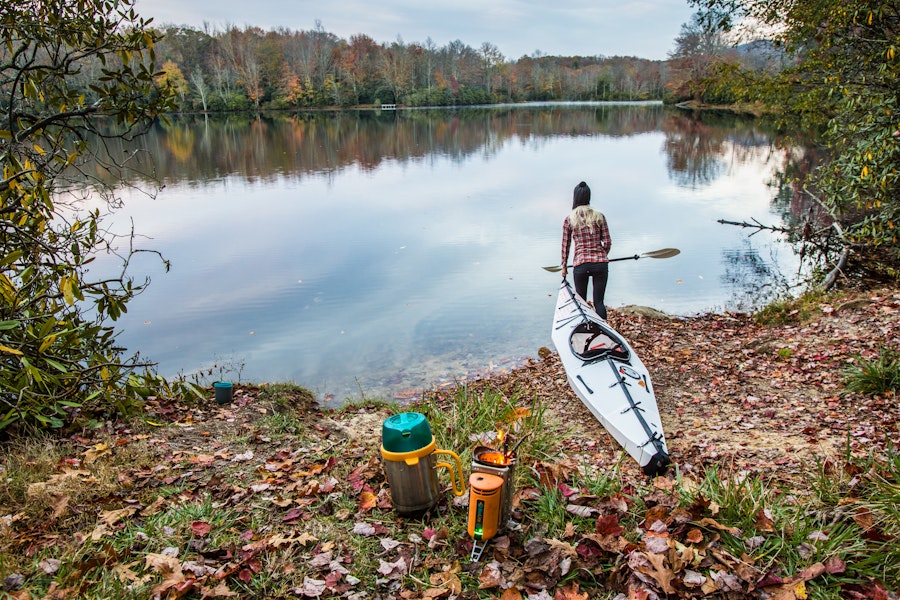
574,262,609,319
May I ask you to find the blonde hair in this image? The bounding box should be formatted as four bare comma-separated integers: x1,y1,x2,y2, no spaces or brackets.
569,205,606,231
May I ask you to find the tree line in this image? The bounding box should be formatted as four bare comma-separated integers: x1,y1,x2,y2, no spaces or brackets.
150,22,673,111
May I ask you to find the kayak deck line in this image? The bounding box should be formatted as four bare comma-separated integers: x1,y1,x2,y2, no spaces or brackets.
575,374,594,394
605,357,666,459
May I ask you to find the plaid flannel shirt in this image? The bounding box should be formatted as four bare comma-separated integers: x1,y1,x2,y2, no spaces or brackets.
561,214,611,267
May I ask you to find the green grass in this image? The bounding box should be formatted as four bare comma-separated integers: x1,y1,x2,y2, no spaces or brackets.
754,289,829,326
3,382,900,598
842,347,900,395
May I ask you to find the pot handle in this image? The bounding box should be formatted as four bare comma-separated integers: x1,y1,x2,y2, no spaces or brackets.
434,448,466,497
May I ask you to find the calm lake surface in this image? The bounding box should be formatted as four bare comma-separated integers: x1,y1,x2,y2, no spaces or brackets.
98,103,809,404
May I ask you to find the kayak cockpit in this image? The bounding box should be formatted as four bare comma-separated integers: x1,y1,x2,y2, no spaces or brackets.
570,320,630,362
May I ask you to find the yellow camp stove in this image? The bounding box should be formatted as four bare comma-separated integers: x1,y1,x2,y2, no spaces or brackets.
467,444,518,561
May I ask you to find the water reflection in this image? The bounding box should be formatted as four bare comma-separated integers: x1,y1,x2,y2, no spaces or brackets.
720,239,792,312
114,103,673,185
92,103,814,402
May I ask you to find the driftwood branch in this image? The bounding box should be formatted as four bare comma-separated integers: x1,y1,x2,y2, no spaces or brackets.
716,218,794,235
800,190,853,291
822,222,849,291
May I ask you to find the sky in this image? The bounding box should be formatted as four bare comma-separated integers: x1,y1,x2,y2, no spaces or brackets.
133,0,697,61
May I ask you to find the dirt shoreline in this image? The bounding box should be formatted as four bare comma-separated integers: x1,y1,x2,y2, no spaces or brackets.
426,286,900,480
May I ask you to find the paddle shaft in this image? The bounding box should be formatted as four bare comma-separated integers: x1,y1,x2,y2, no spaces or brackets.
554,255,636,271
544,247,679,273
558,254,647,271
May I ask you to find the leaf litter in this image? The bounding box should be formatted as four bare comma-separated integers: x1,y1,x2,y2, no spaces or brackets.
1,288,899,598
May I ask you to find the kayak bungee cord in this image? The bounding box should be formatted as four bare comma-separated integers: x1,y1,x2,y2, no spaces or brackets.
606,357,668,472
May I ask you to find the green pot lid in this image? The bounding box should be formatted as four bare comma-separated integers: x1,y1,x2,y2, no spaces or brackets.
382,412,433,453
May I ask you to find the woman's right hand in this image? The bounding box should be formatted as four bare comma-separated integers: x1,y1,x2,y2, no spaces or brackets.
561,266,568,278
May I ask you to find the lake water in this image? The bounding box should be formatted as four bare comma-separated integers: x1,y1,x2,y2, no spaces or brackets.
97,103,809,404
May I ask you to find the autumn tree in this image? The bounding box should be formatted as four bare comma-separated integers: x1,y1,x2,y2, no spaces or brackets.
0,0,185,431
666,11,731,102
190,67,210,111
156,60,189,104
690,0,900,251
379,37,413,103
338,34,380,105
219,26,264,111
479,42,504,95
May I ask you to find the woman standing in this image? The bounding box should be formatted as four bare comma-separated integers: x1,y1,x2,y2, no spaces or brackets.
561,181,611,319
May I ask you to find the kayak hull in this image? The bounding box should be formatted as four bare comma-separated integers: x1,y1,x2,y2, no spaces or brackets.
550,280,669,476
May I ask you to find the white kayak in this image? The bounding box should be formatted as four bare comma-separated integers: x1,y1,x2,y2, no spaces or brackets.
550,280,670,476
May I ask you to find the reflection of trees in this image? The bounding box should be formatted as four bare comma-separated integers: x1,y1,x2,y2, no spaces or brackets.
662,113,727,187
720,239,792,311
89,105,672,186
661,110,784,188
90,107,823,246
769,141,831,231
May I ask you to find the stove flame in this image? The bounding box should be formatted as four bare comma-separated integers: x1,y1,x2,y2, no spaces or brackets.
479,451,509,466
474,445,517,467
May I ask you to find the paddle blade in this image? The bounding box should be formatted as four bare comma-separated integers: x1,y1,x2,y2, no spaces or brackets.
543,265,564,272
643,248,680,259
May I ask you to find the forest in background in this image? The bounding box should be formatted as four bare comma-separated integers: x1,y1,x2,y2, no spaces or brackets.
147,18,781,112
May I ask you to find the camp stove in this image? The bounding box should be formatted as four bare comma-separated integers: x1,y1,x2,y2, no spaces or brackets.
468,443,520,561
471,445,517,528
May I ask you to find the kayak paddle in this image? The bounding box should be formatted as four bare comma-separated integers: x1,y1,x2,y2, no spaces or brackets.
542,247,680,272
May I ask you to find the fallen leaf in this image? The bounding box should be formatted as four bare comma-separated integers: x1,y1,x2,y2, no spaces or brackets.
852,506,874,530
142,496,167,516
199,581,239,598
190,521,212,536
189,454,215,465
755,508,775,532
358,491,377,512
595,514,624,537
477,561,504,589
308,551,333,568
38,558,61,574
555,582,589,599
296,577,327,597
377,557,407,579
146,553,191,598
696,517,740,535
429,571,462,594
500,587,523,600
566,504,598,518
683,569,706,587
282,507,305,522
630,551,676,594
83,443,110,464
